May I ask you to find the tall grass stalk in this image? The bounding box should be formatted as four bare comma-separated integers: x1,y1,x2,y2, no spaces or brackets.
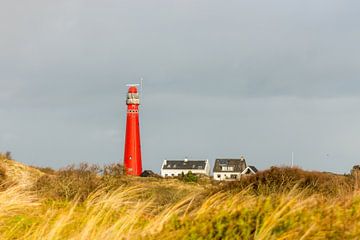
1,165,360,239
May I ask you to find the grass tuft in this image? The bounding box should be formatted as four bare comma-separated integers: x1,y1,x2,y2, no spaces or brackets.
1,161,360,239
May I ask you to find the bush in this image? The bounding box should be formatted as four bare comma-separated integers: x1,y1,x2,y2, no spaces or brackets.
34,163,127,201
101,163,127,188
0,152,12,160
217,167,353,196
35,163,101,201
179,171,198,183
102,163,125,177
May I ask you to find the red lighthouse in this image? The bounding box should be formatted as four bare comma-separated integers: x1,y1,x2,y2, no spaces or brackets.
123,85,142,176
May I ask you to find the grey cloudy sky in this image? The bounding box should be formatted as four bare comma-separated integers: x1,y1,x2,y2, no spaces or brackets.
1,0,360,173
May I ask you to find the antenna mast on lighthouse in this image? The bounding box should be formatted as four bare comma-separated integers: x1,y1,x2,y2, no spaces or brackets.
123,83,142,176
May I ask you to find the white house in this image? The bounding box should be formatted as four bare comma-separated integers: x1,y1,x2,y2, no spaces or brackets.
213,157,258,181
160,158,211,178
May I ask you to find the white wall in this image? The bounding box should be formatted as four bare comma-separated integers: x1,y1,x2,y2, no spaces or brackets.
213,172,241,181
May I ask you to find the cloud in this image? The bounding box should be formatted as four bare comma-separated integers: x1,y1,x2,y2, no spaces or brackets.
0,0,360,173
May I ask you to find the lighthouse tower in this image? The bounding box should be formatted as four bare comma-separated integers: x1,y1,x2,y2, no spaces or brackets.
123,85,142,176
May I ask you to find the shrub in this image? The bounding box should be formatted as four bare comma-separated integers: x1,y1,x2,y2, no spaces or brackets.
101,163,127,188
102,163,125,177
34,163,128,201
35,163,101,201
217,167,353,196
179,171,198,183
0,152,12,160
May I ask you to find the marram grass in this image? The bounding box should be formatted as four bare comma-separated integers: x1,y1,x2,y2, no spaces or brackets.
1,182,360,239
1,160,359,239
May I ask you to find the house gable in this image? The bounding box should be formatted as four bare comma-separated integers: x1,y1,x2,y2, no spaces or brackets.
241,166,258,175
213,158,247,173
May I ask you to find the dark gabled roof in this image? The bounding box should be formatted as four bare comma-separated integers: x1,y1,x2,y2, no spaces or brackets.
140,170,161,178
162,160,207,170
213,158,247,172
242,166,258,174
248,166,258,173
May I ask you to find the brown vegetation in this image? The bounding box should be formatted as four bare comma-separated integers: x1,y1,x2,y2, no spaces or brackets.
0,156,43,187
0,162,6,184
217,166,353,196
34,163,100,201
0,151,12,160
2,159,360,239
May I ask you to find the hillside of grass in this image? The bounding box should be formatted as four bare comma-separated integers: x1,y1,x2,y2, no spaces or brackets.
1,155,360,239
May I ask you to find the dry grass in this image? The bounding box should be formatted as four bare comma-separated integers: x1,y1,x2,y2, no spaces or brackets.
0,162,6,184
2,183,360,239
0,154,8,184
1,159,360,239
216,167,354,197
0,155,43,188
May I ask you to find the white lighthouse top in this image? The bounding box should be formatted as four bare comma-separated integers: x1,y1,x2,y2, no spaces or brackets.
126,83,140,87
126,85,140,105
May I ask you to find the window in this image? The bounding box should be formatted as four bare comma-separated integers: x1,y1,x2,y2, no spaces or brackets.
217,174,221,178
165,174,168,177
221,166,234,171
231,174,237,179
171,174,174,177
